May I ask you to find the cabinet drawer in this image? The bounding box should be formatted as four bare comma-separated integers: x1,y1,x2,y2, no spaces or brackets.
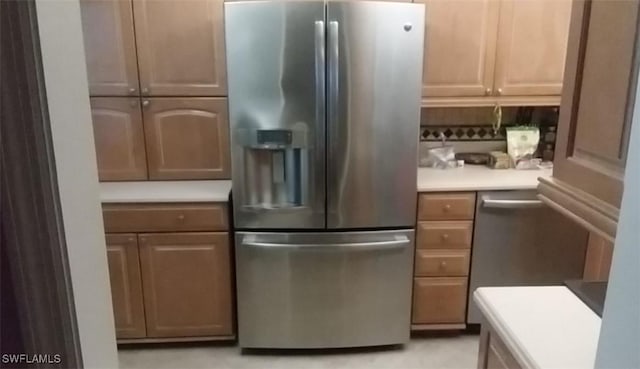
418,193,476,220
103,203,228,232
415,249,470,277
412,277,468,324
416,221,473,249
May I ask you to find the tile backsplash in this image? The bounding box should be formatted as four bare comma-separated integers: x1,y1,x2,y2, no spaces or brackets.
419,106,560,160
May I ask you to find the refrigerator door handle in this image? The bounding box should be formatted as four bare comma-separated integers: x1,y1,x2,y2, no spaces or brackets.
314,20,325,130
243,235,410,251
328,20,339,159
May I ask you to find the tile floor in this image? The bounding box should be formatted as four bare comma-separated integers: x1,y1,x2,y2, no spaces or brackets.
118,333,479,369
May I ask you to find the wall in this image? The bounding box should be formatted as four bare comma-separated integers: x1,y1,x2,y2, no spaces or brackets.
594,72,640,368
35,0,119,367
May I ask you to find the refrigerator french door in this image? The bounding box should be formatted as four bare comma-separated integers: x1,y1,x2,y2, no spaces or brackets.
225,0,424,348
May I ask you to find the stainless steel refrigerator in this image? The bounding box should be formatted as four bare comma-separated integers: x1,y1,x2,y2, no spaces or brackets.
225,0,424,349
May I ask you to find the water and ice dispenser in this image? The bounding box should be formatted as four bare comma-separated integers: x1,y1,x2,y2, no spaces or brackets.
236,128,310,210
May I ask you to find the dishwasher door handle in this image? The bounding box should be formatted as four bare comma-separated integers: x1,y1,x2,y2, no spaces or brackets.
481,196,545,209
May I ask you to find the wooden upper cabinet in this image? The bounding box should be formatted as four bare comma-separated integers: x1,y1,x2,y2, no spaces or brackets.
419,0,500,97
138,232,233,338
79,0,139,96
133,0,227,96
90,98,148,181
493,0,572,96
538,0,639,241
143,98,231,180
105,234,146,339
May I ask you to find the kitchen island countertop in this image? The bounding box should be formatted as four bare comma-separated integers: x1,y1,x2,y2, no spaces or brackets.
474,286,600,369
417,165,552,192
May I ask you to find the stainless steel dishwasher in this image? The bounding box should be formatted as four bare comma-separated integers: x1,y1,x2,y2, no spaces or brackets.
467,190,589,323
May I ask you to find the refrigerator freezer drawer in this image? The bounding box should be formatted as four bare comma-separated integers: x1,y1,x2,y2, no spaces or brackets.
235,229,415,348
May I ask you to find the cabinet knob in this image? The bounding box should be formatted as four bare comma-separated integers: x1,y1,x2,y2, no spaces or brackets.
497,88,503,96
128,237,135,242
485,88,492,96
142,100,150,108
177,214,185,221
142,87,149,95
441,233,449,241
443,204,451,212
440,261,447,269
128,87,136,94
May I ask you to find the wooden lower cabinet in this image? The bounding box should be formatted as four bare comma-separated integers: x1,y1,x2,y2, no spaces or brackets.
412,277,468,324
138,232,232,338
105,234,146,339
583,232,614,281
478,326,523,369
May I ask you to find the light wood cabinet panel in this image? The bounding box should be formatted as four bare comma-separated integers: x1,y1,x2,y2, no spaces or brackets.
554,0,638,207
138,232,232,338
416,221,473,249
103,203,228,233
415,249,470,277
539,0,638,240
478,327,523,369
80,0,139,96
419,0,500,97
418,192,476,221
412,277,467,324
493,0,572,96
583,232,614,281
90,98,148,181
133,0,226,96
105,234,146,339
143,98,231,180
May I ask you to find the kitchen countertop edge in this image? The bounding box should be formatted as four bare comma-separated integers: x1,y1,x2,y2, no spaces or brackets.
100,180,232,203
99,166,552,203
417,166,552,192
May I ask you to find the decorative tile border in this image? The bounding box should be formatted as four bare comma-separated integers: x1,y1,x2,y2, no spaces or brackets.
420,124,558,143
420,125,506,141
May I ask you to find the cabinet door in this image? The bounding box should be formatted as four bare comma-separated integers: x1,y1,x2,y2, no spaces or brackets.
90,98,148,181
412,277,467,324
553,0,639,208
138,232,233,338
418,0,500,97
493,0,572,96
79,0,139,96
105,234,146,339
583,233,614,281
143,98,231,180
133,0,226,96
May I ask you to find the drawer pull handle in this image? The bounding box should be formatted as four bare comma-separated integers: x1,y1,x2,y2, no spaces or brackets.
440,261,447,269
177,214,185,221
443,204,451,212
441,233,449,241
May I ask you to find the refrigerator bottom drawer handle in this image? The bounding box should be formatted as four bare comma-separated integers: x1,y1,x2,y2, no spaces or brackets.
242,236,409,251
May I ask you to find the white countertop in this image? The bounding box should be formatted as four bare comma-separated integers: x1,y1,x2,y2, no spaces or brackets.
417,165,552,192
100,180,232,203
474,286,601,369
99,166,551,203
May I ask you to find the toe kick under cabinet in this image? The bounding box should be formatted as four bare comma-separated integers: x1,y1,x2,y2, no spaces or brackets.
412,192,476,330
102,202,234,343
